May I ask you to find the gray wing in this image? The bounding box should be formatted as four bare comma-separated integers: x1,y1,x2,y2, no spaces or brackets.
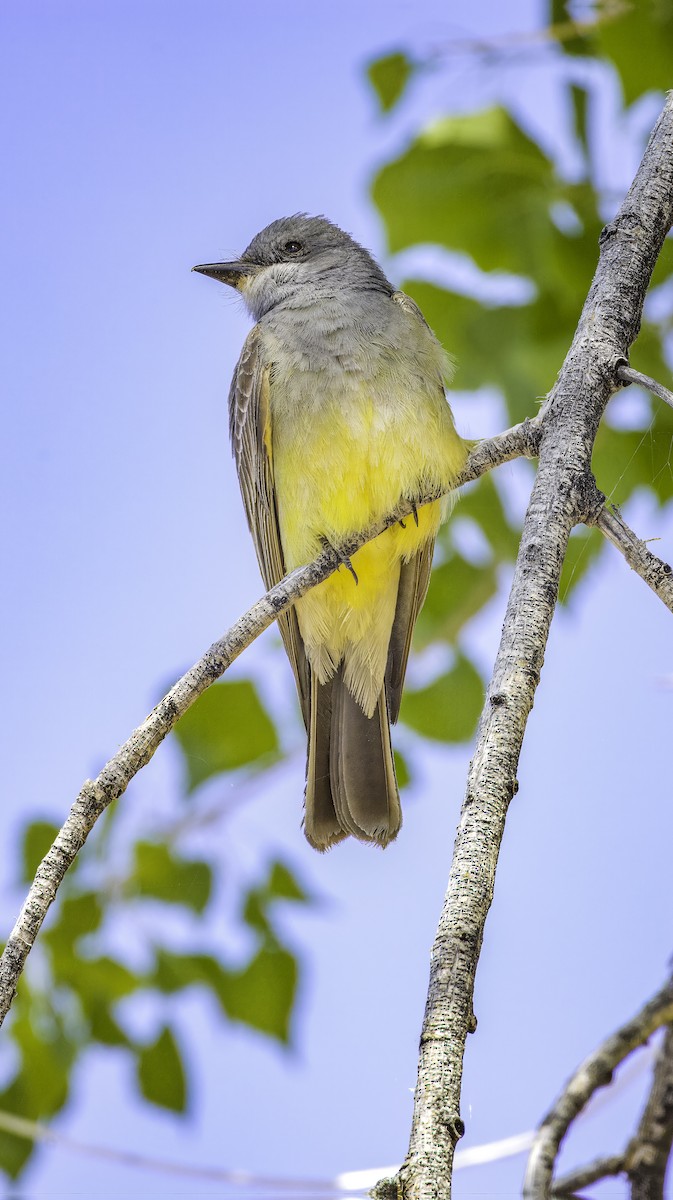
386,546,434,724
229,326,310,727
385,291,441,723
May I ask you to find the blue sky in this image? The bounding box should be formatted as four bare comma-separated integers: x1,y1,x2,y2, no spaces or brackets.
1,1,672,1196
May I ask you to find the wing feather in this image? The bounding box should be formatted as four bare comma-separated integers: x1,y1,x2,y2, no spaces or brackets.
386,292,446,722
386,544,434,724
229,327,310,726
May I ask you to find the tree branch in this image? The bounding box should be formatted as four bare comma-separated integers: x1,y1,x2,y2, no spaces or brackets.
626,1023,673,1199
584,491,673,614
523,979,673,1198
0,1109,339,1193
457,415,542,484
617,363,673,413
0,420,537,1029
551,1153,625,1197
375,92,673,1200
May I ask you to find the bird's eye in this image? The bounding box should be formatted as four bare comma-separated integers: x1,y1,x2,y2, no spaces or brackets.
283,240,304,255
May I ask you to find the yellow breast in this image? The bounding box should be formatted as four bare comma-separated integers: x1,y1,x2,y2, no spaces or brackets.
266,368,465,714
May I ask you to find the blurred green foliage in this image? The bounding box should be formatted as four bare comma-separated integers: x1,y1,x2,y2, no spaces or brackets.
173,678,280,792
401,655,484,743
552,0,673,104
4,0,673,1180
1,814,309,1177
366,50,415,112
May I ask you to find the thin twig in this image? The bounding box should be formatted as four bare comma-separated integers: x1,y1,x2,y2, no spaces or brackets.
551,1153,625,1196
523,979,673,1197
617,363,673,412
584,490,673,614
457,415,541,485
626,1023,673,1199
0,419,539,1028
0,1107,536,1192
0,1108,344,1194
427,3,624,61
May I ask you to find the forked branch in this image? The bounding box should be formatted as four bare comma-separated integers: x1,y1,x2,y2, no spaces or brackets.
374,91,673,1199
523,977,673,1197
2,96,673,1200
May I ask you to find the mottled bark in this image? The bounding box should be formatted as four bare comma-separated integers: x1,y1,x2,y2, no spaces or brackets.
523,980,673,1197
627,1025,673,1200
375,93,673,1199
592,501,673,613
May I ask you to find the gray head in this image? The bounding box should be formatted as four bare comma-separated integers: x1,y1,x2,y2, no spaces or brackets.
193,215,393,321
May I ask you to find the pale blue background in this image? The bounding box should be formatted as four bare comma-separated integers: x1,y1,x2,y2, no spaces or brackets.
1,1,672,1196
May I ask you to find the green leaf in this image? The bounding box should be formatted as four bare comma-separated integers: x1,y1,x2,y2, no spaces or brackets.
173,678,279,792
10,1007,74,1114
75,956,139,1003
0,1057,69,1123
456,475,522,561
150,946,298,1044
0,990,77,1176
593,2,673,106
132,841,212,913
416,552,498,646
243,859,310,936
88,1005,130,1047
266,860,308,903
366,50,414,112
45,892,102,945
21,820,59,884
553,0,673,104
374,104,608,421
0,1111,34,1179
373,108,558,275
136,1025,186,1113
44,892,103,966
242,889,270,936
401,279,570,424
550,0,596,57
222,945,297,1044
401,654,484,743
151,949,224,996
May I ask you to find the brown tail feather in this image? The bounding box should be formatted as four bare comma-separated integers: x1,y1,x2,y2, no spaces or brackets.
304,675,347,851
304,665,401,849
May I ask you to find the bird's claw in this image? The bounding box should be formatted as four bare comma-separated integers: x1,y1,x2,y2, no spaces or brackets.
399,502,419,530
321,537,359,585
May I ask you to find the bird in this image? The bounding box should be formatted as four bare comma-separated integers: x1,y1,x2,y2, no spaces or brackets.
193,215,466,851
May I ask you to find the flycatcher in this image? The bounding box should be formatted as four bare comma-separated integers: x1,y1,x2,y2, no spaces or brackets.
194,215,466,850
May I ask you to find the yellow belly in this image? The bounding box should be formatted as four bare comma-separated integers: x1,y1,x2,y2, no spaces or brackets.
272,377,466,714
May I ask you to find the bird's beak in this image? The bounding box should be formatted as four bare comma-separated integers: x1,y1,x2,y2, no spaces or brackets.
191,260,254,289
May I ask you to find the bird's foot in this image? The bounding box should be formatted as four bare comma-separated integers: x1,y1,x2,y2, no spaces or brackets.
320,536,359,585
399,500,419,529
